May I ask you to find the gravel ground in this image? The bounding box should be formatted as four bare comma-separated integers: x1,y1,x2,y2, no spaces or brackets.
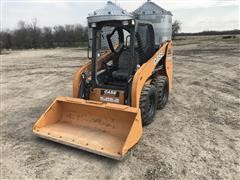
1,38,240,179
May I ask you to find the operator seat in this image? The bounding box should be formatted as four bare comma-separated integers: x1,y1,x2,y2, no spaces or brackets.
112,50,139,81
112,50,130,80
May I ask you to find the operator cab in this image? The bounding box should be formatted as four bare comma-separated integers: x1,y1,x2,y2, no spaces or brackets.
89,20,155,90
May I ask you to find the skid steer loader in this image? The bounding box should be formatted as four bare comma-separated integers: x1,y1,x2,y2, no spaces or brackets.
33,4,173,160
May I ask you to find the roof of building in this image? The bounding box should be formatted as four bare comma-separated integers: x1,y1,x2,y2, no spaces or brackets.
133,0,172,16
87,1,133,23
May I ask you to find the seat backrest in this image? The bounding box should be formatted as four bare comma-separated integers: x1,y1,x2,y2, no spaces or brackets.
117,50,139,70
118,50,131,70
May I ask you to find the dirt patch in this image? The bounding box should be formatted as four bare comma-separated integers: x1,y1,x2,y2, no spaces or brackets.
1,41,240,179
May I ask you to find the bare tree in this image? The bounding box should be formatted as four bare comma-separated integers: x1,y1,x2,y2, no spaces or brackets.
14,21,29,48
42,27,53,48
0,41,2,54
17,20,26,29
172,20,181,39
29,18,41,48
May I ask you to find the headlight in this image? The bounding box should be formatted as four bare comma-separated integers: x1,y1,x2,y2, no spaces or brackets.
122,21,129,26
91,23,96,28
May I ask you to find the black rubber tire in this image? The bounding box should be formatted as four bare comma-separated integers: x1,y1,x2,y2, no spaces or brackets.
140,84,158,126
78,81,85,98
151,76,169,109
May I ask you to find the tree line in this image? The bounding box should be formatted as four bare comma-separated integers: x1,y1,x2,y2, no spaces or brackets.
177,29,240,36
172,20,240,37
1,19,181,51
0,20,88,50
1,19,237,51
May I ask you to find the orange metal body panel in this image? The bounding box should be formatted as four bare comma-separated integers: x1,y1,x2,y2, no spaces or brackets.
72,62,91,98
131,41,173,108
165,41,173,91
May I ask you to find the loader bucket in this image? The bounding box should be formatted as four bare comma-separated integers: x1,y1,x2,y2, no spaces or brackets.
33,97,142,160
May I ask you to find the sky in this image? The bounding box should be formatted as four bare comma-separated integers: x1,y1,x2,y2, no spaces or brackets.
1,0,239,32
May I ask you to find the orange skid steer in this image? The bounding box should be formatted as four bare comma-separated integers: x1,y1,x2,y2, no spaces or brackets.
33,2,173,160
